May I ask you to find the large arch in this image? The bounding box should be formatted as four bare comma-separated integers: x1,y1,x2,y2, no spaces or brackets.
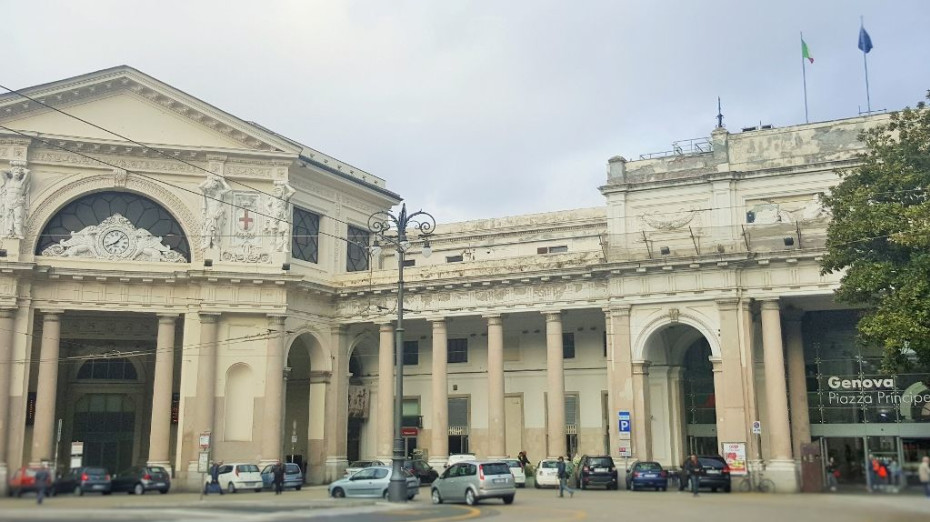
24,172,201,262
283,330,330,484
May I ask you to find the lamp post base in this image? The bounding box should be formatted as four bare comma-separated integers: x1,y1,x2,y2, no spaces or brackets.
388,454,408,502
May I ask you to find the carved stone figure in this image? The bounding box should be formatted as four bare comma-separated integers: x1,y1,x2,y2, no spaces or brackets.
800,193,831,221
641,208,695,231
41,214,185,262
1,160,31,238
264,180,295,253
199,173,231,249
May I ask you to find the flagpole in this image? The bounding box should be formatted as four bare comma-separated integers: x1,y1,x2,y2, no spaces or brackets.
801,31,809,123
861,16,871,113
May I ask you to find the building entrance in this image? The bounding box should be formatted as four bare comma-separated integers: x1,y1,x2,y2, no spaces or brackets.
72,394,136,474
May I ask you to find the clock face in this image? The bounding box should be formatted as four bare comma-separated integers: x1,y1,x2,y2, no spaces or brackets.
102,229,130,255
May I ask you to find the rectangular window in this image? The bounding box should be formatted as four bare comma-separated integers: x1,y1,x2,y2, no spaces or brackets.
449,397,469,427
346,225,370,272
291,207,320,263
448,338,468,363
537,245,568,254
565,394,579,427
402,397,421,428
403,259,416,267
603,331,608,358
403,340,419,366
563,332,576,359
446,255,463,263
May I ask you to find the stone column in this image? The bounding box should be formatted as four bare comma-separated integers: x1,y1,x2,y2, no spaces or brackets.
148,314,177,468
193,313,220,449
0,308,15,492
428,318,449,470
31,311,62,464
324,325,349,481
760,299,798,492
715,298,752,450
667,366,687,466
544,311,566,458
784,311,811,461
261,315,287,465
709,356,725,438
605,306,635,468
631,361,652,461
377,322,394,462
486,314,506,459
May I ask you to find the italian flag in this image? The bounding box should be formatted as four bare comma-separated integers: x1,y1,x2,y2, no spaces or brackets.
802,38,814,63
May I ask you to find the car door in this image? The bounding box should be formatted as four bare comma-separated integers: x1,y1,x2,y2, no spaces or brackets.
437,464,458,500
346,468,375,497
371,468,390,497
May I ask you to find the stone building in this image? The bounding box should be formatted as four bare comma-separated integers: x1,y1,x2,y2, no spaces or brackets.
0,67,927,495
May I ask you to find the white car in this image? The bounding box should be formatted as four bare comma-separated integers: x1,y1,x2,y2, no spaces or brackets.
534,459,561,488
343,460,387,478
205,463,263,493
446,454,477,468
502,459,526,487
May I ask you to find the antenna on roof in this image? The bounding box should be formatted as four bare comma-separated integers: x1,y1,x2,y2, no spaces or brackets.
716,97,724,129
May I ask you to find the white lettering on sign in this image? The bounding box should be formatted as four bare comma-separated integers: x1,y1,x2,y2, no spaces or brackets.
827,376,894,390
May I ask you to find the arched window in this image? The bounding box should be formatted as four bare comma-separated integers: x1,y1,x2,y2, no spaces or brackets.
77,358,138,381
224,364,254,441
37,191,191,260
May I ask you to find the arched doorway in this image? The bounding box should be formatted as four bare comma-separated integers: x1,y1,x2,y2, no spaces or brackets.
283,332,328,484
641,323,718,467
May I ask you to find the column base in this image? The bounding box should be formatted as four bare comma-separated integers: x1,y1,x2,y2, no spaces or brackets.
184,461,207,493
324,456,348,483
0,463,8,498
764,459,799,493
428,456,449,472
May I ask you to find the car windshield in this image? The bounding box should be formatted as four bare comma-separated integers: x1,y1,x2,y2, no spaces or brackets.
146,467,168,476
504,460,522,468
84,467,107,475
285,464,301,473
238,465,259,473
348,461,370,468
588,458,613,467
540,461,559,469
699,458,725,469
636,462,662,471
481,463,511,476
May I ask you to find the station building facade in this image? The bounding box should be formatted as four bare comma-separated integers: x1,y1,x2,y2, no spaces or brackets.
0,67,926,494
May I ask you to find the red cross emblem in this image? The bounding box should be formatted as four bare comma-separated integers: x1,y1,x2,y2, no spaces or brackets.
238,209,254,231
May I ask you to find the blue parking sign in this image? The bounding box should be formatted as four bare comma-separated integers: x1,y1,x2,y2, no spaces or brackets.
618,411,631,432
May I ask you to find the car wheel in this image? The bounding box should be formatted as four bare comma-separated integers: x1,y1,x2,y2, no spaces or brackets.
630,482,636,492
134,484,145,496
534,480,540,489
661,487,667,492
103,491,111,496
331,487,345,498
431,489,442,504
724,485,732,493
159,489,169,495
503,495,514,505
255,488,262,493
383,489,389,500
464,489,477,506
712,487,718,493
228,483,237,494
295,485,302,491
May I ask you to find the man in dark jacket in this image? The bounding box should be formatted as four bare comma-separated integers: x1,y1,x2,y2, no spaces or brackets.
682,454,704,497
209,461,224,495
35,463,50,505
273,461,285,495
557,456,575,498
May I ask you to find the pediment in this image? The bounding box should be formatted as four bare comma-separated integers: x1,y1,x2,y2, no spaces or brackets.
0,66,294,153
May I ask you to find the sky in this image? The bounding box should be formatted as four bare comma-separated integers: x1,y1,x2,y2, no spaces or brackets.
6,0,930,223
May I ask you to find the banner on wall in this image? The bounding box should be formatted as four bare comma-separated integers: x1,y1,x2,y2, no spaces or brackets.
721,442,748,476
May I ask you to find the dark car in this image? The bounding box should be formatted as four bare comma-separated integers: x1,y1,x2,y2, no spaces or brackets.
7,466,52,497
261,462,304,491
678,456,731,493
574,455,619,490
111,466,170,495
404,459,439,485
625,461,669,491
51,466,112,496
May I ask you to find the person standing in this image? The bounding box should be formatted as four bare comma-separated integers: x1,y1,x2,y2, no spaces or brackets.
919,456,930,498
34,463,50,505
825,457,839,492
273,461,285,495
557,456,574,498
209,461,224,495
683,454,704,497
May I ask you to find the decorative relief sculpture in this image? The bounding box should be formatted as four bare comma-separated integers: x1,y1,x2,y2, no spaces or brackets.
1,160,31,238
264,180,295,253
799,193,831,221
199,173,231,249
640,208,695,230
221,191,270,263
41,214,185,262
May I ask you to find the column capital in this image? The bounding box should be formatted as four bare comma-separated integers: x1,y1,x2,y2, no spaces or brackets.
632,360,651,375
542,310,563,322
198,312,221,323
40,310,64,318
377,322,395,333
758,298,781,311
157,313,179,324
603,304,631,317
426,316,446,324
309,370,332,384
266,314,287,325
484,314,502,326
708,356,724,372
715,297,741,310
0,307,16,319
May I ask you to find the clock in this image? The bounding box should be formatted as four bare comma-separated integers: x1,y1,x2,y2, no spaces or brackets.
102,229,130,255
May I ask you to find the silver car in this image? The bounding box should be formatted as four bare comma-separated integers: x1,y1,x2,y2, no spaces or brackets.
431,460,516,506
328,466,419,500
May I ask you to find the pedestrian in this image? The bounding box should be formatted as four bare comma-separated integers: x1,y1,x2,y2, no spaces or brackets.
209,461,224,495
273,461,285,495
518,451,530,470
825,457,839,492
888,458,905,489
557,456,574,498
34,462,50,505
683,454,704,497
919,456,930,498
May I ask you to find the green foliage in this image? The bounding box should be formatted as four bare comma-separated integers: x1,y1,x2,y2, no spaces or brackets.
821,93,930,372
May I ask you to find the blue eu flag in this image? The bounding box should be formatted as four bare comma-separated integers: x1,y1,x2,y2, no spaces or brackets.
858,26,873,53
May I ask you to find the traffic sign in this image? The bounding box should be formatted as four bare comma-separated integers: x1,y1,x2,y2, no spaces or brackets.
618,411,631,433
751,420,762,434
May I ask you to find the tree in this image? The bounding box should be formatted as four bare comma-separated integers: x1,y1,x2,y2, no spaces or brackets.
821,95,930,373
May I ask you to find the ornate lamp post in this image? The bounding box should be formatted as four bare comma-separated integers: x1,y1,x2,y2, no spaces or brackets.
367,203,435,502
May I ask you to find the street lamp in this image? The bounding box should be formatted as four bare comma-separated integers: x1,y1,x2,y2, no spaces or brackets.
367,203,435,502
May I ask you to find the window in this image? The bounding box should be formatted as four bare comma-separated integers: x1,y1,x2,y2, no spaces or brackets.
77,358,139,380
446,255,463,263
603,331,608,358
292,207,320,263
403,259,416,267
563,332,575,359
402,397,421,428
449,397,469,427
537,245,568,254
346,226,370,272
403,341,419,366
448,338,468,363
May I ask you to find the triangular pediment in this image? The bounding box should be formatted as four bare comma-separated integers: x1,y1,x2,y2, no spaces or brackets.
0,66,295,153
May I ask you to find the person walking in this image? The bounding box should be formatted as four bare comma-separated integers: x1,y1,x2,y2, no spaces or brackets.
825,457,839,492
34,463,50,505
683,454,704,497
557,456,574,498
208,461,225,495
518,451,530,470
273,461,285,495
919,456,930,498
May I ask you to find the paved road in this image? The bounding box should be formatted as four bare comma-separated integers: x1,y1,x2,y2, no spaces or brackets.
1,485,927,521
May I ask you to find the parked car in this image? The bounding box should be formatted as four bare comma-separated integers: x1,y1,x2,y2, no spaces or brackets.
51,466,112,496
7,466,52,497
260,462,304,491
574,455,619,490
204,463,263,494
403,459,439,485
328,466,419,500
111,465,170,495
431,460,515,506
625,461,668,491
677,455,731,493
445,453,477,468
343,459,387,478
534,459,561,488
501,459,526,487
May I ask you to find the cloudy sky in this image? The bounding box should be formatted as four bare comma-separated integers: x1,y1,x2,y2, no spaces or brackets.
6,0,930,223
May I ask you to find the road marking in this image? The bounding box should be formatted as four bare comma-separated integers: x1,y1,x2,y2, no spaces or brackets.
413,505,481,522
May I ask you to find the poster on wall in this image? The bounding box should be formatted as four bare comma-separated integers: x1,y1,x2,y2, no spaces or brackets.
721,442,748,476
